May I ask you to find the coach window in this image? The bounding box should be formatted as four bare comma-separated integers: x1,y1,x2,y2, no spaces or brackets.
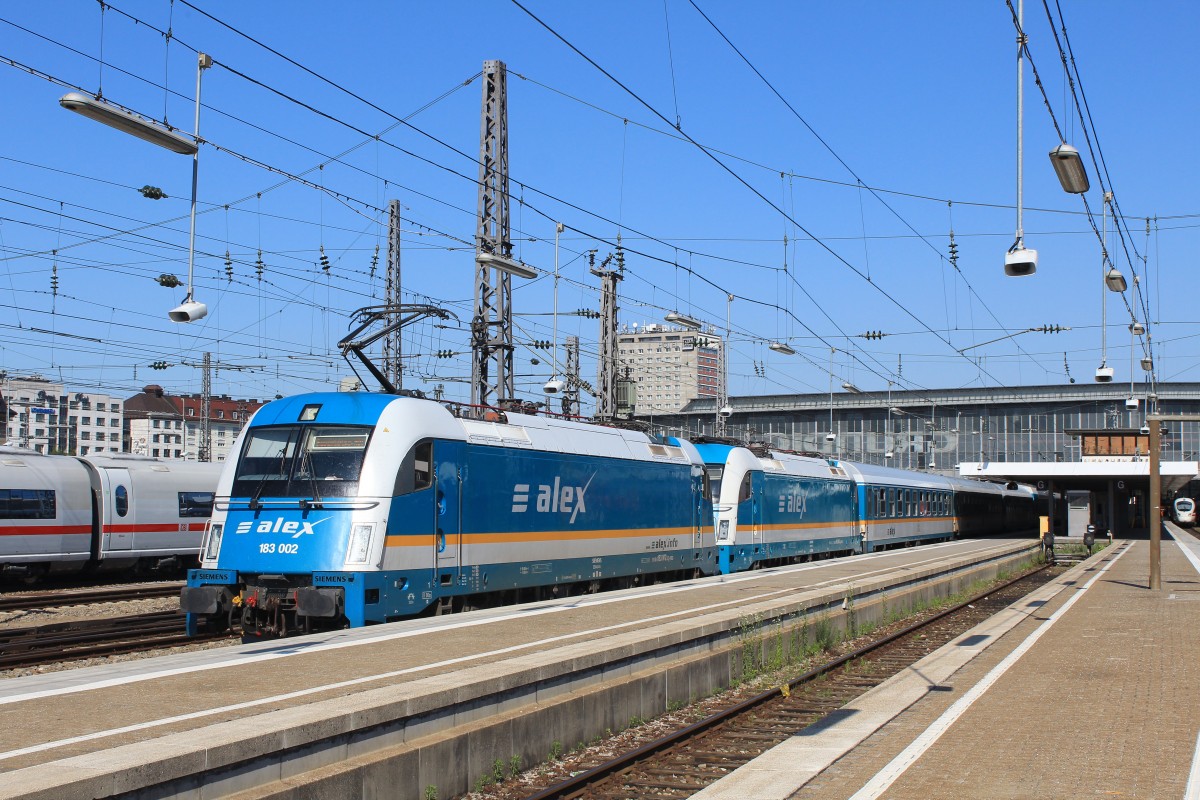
887,488,895,517
115,485,129,517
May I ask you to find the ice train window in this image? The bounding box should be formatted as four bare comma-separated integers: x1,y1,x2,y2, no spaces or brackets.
179,491,215,518
115,485,129,517
0,489,57,520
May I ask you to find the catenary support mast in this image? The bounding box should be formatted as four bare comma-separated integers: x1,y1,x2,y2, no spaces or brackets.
383,199,403,391
471,60,514,407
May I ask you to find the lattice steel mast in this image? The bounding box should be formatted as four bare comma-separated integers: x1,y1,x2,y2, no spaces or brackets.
382,199,403,391
592,246,624,420
563,335,580,416
471,60,514,407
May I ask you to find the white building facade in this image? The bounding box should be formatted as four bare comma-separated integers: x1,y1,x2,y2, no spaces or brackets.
615,324,724,415
1,374,123,455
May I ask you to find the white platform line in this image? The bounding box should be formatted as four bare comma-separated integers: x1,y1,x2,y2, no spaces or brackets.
1167,524,1200,800
848,542,1130,800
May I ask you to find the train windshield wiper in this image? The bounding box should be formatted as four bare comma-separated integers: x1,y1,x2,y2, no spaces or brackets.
249,440,292,511
300,447,323,509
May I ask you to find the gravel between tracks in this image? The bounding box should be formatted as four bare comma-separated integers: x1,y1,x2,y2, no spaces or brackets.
0,590,236,678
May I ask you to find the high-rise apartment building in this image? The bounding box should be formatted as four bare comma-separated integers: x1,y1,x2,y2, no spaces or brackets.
615,324,724,415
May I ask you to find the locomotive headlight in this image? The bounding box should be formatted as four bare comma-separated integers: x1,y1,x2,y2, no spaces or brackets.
346,523,376,565
203,522,224,561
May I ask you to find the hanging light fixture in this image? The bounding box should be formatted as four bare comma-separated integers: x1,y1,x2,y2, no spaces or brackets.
1105,266,1127,292
665,311,702,330
476,252,537,279
59,92,198,154
1049,142,1090,194
768,341,795,355
1005,0,1035,277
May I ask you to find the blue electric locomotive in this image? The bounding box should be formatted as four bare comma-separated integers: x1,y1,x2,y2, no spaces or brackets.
694,443,858,573
182,393,716,637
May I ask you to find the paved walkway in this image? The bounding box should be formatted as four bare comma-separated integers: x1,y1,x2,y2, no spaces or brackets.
696,530,1200,800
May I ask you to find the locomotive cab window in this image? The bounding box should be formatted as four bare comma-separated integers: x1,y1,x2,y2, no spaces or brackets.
738,473,752,503
394,440,433,496
706,466,724,502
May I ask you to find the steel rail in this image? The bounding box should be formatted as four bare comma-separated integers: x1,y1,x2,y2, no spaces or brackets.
527,562,1051,800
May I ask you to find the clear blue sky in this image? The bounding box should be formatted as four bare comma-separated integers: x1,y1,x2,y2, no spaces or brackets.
1,1,1197,411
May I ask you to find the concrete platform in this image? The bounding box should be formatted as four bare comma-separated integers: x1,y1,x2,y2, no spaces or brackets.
0,538,1038,800
694,526,1200,800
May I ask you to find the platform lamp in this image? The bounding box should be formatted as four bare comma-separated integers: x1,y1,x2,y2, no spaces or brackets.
544,222,566,396
1095,192,1121,383
1049,143,1090,194
665,311,702,330
61,52,213,323
1005,0,1037,277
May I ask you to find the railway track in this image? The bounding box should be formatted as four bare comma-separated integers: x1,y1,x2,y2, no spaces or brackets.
0,609,232,669
0,582,184,614
520,563,1059,800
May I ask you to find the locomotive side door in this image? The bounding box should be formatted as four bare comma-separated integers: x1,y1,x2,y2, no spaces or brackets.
433,441,463,576
749,472,763,546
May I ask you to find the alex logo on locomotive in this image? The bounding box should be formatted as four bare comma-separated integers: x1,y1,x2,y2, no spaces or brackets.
233,517,329,538
510,473,595,523
777,486,808,516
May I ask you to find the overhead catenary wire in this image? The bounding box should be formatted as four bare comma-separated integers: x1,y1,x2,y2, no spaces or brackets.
0,0,1185,400
508,0,1007,393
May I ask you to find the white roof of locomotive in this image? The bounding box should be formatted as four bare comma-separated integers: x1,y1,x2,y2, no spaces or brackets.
758,450,850,481
367,397,699,467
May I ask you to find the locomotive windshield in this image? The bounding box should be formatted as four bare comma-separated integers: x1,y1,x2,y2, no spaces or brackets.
232,424,371,500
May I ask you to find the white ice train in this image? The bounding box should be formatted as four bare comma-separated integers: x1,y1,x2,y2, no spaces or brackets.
1174,497,1196,527
0,445,223,580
